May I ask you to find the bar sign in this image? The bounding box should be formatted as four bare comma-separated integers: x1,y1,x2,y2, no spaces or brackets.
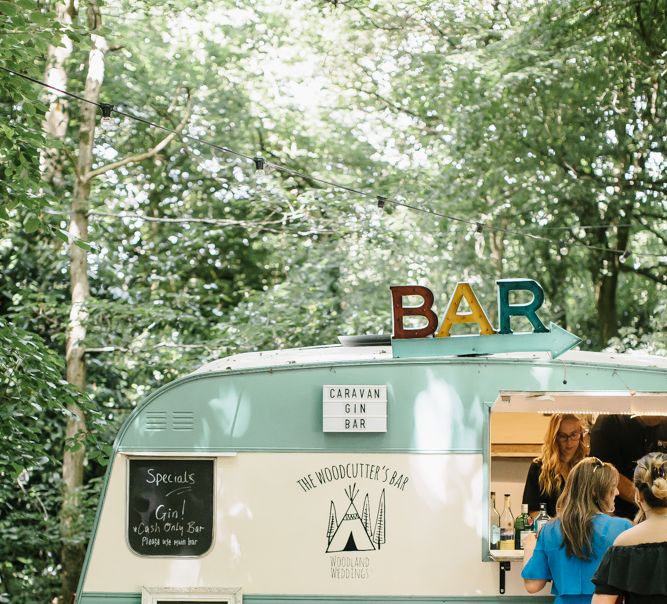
323,385,387,433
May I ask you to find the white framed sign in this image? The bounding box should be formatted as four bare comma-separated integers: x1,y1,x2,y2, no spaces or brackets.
322,385,387,432
141,586,242,603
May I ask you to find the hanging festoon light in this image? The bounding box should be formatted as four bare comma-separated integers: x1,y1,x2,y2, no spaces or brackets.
99,103,115,131
1,65,665,263
253,156,267,182
472,222,485,255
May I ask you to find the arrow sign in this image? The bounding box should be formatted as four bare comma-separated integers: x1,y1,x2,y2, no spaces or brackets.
391,322,581,360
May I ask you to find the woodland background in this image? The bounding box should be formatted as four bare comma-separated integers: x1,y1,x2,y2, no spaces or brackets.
1,0,665,602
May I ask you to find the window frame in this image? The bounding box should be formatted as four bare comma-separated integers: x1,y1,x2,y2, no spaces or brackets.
141,586,242,604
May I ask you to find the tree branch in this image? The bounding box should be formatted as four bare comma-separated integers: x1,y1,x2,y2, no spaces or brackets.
88,210,296,228
636,217,667,246
620,262,667,286
81,92,193,183
85,342,215,353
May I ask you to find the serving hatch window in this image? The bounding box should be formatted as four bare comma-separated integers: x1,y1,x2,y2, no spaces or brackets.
487,391,667,553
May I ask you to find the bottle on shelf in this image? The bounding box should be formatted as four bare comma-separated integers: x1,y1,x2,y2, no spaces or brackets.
514,503,533,549
534,502,551,534
499,493,515,550
489,491,501,550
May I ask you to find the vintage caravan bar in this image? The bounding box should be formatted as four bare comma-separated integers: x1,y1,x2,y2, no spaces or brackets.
75,342,667,604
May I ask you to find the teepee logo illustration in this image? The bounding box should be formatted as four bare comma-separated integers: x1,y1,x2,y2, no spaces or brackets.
326,484,386,553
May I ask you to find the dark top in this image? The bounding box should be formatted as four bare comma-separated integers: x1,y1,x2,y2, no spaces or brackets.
593,542,667,604
523,460,561,518
589,415,667,519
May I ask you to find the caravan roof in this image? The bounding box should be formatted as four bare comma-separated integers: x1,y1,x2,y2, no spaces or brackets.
194,344,667,375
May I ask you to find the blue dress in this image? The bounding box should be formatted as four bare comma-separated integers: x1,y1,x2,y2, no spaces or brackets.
521,514,632,604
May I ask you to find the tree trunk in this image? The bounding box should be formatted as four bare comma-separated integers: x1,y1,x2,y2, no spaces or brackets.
595,270,618,346
58,9,191,599
61,4,107,601
42,0,76,187
488,224,505,327
594,220,631,347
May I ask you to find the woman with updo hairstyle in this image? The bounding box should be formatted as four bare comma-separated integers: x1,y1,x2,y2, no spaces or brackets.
592,451,667,604
522,457,632,604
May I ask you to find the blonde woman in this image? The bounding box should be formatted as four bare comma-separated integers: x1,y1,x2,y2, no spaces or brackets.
523,413,587,518
592,452,667,603
522,457,632,604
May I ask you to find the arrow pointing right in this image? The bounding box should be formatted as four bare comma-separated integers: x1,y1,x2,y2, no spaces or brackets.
391,322,581,359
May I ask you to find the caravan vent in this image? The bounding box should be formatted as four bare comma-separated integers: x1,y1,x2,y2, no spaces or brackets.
145,411,168,431
171,411,195,431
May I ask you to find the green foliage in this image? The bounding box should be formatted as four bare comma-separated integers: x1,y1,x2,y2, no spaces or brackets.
0,473,104,604
0,318,88,478
0,1,665,601
0,474,62,604
313,0,666,348
0,0,70,223
0,318,106,603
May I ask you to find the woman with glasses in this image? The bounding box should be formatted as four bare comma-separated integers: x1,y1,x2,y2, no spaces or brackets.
592,452,667,603
522,457,632,604
523,413,587,518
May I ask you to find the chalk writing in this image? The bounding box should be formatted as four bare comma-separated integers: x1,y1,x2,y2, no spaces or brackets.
128,458,213,556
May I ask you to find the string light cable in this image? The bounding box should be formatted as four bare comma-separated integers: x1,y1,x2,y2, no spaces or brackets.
1,65,664,260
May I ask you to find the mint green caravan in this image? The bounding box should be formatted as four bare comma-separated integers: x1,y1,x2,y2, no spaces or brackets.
75,343,667,604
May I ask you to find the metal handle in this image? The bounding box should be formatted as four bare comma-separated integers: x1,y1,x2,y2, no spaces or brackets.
499,561,511,594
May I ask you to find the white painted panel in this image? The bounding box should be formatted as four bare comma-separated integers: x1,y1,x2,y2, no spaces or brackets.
83,452,529,597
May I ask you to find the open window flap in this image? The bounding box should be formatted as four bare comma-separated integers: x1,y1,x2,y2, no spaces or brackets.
493,391,667,415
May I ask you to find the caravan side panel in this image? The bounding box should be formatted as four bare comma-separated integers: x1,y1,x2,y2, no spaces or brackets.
76,354,667,603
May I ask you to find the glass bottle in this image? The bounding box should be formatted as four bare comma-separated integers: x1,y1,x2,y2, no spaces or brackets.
499,493,515,550
514,503,533,549
534,502,551,534
489,491,501,550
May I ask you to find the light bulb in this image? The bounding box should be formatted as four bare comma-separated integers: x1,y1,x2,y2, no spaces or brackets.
473,222,484,241
253,156,267,181
99,103,115,131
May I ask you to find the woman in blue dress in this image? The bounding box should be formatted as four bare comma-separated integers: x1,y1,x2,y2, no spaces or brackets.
521,457,632,604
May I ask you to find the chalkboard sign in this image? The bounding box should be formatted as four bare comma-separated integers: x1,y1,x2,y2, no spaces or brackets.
128,458,214,556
